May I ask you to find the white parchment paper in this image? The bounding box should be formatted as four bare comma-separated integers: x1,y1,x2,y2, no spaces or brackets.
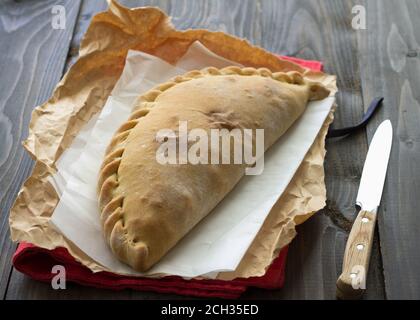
50,42,334,278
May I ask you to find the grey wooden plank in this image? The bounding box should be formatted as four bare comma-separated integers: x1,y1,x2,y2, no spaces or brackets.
0,0,82,299
242,0,385,299
356,0,420,299
6,0,386,299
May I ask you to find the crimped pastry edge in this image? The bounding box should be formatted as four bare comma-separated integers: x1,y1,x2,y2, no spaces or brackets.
97,65,328,271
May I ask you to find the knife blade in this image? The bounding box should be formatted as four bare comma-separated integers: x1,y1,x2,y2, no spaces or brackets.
356,119,393,212
336,119,393,299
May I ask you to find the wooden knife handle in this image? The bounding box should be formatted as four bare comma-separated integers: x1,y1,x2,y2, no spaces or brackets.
336,209,377,300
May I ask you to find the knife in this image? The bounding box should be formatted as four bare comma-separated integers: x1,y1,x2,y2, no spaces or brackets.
336,120,393,299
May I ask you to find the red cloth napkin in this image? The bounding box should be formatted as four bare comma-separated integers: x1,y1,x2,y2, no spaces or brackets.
12,56,323,299
13,242,288,298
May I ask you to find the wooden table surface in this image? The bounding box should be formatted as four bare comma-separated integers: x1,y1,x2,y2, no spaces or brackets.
1,0,419,300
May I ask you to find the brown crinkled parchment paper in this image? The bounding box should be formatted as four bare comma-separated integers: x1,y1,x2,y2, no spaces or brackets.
9,0,337,280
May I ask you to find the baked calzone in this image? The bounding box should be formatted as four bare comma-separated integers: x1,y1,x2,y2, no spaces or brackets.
97,66,330,272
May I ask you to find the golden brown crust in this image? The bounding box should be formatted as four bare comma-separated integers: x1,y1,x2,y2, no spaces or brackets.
97,66,330,271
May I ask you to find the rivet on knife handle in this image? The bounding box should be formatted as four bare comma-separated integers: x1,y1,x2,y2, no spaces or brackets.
336,209,377,299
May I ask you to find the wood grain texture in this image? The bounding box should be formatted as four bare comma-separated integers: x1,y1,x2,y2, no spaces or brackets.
337,209,377,299
1,0,395,299
242,0,385,299
0,0,81,299
356,0,420,299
